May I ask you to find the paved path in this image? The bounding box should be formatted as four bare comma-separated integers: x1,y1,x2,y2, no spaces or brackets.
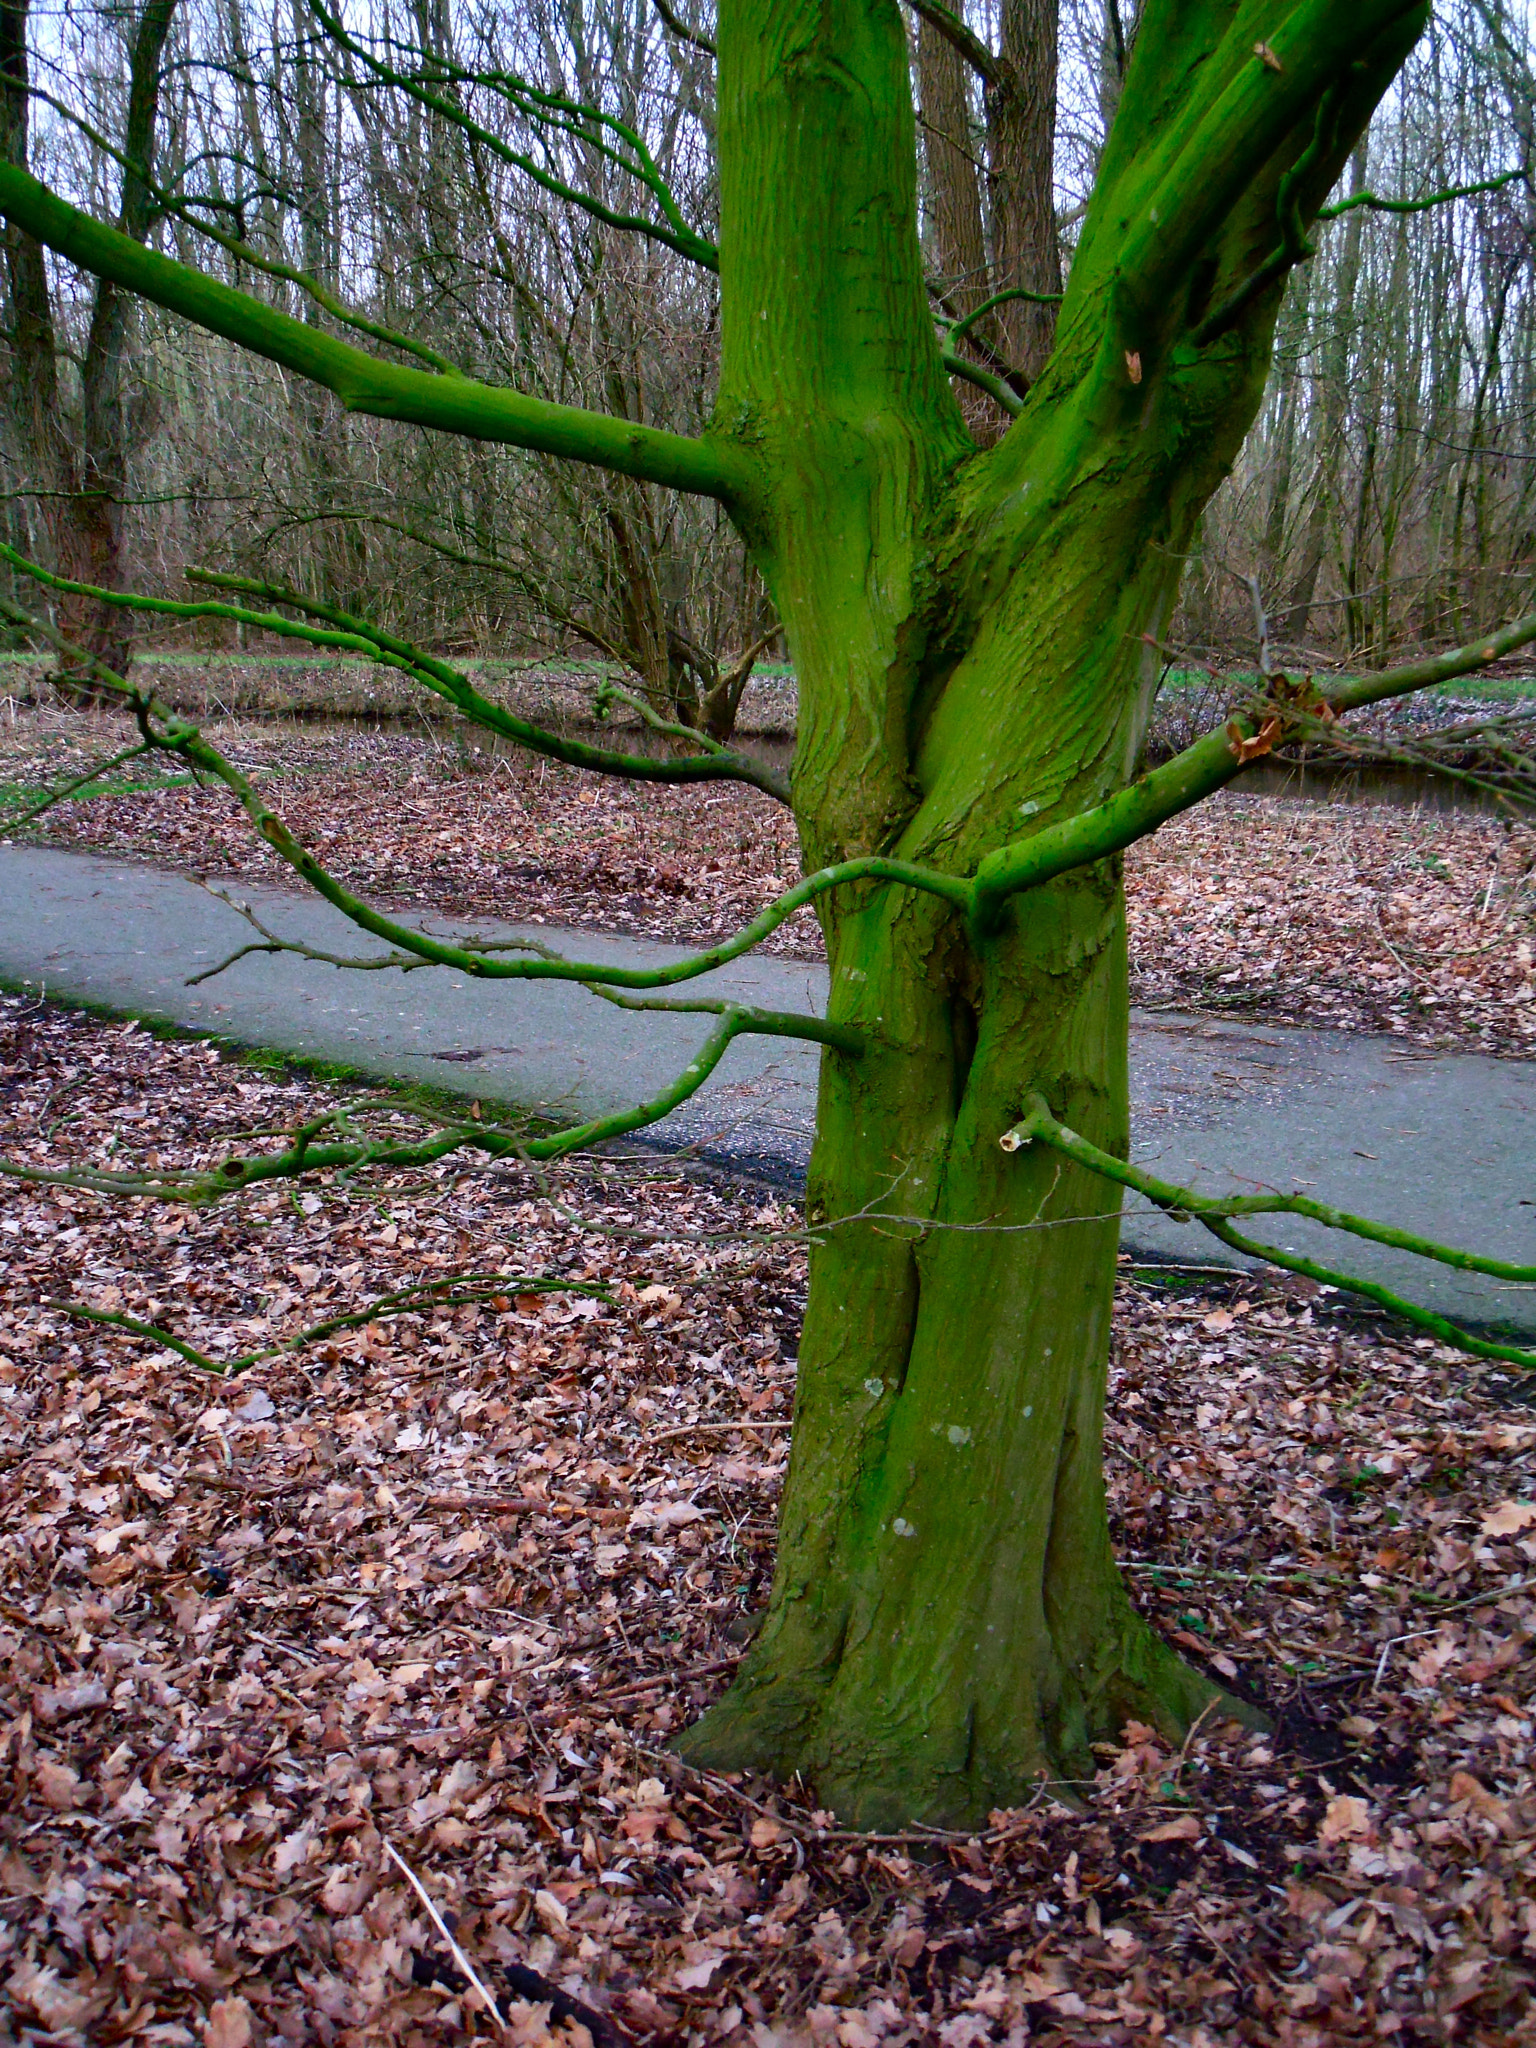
3,843,1533,1338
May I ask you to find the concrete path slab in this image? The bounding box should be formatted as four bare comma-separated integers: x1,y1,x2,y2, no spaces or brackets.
2,843,1533,1337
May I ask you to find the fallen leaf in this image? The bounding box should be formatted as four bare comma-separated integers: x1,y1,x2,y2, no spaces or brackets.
1138,1814,1200,1843
34,1759,82,1810
1449,1769,1514,1835
204,1995,254,2048
673,1950,723,1992
1479,1500,1536,1537
1320,1795,1372,1843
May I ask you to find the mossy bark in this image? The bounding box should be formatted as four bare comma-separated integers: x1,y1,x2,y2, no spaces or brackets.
678,0,1423,1827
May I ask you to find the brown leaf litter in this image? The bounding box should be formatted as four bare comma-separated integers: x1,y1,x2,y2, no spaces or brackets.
2,994,1535,2044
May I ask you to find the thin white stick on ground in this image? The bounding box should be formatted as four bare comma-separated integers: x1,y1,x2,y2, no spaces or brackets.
383,1836,507,2029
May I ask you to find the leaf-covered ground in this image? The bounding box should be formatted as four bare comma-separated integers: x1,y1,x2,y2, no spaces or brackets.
3,994,1535,2046
6,704,1534,1058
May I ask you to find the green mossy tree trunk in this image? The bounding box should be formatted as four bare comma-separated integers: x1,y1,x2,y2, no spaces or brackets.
678,0,1426,1827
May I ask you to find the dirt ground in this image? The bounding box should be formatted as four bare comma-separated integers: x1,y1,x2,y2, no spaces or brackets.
2,994,1535,2046
5,704,1533,1059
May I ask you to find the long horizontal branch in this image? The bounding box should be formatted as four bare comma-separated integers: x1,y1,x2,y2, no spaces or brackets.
187,565,788,798
174,722,936,1003
1003,1095,1536,1373
0,164,753,507
1327,608,1536,713
0,591,868,1054
1317,165,1527,219
0,548,788,800
11,556,1530,958
56,1271,603,1377
0,993,852,1210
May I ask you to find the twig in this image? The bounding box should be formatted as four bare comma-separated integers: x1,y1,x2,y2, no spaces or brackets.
381,1838,507,2029
650,1419,795,1443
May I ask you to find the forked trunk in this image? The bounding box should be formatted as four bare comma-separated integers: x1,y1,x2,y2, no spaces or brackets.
672,0,1400,1826
681,569,1229,1829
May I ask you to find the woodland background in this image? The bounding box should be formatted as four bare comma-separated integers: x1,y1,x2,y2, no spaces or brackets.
2,0,1535,684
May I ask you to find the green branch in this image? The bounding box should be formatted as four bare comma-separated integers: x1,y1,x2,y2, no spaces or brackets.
0,737,152,828
0,164,753,507
945,284,1063,351
1327,607,1536,714
0,547,787,800
2,997,852,1209
940,350,1024,417
1116,1,1426,343
1317,165,1527,219
186,566,789,798
54,1272,603,1377
969,606,1536,928
1003,1096,1536,1373
0,573,949,1005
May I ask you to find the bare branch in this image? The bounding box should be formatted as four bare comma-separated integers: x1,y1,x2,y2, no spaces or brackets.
652,0,715,58
306,0,718,270
1004,1095,1536,1373
0,165,753,505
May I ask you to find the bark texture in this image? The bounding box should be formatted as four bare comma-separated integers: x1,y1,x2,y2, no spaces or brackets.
680,0,1428,1826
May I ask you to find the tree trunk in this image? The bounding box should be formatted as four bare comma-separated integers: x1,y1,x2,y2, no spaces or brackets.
676,0,1417,1827
683,858,1225,1827
1,0,70,642
1284,138,1369,648
680,469,1250,1821
13,0,177,699
988,0,1062,386
917,17,987,314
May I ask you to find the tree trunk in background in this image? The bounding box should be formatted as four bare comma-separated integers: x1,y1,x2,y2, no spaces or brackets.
1284,138,1369,647
988,0,1061,386
918,16,988,314
0,0,68,598
1260,267,1313,591
2,0,175,698
63,0,178,692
